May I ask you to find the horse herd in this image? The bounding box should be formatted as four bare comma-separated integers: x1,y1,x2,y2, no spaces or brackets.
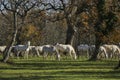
0,41,77,61
78,44,120,59
0,41,120,60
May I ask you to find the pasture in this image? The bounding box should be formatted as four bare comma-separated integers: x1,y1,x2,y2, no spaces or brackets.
0,56,120,80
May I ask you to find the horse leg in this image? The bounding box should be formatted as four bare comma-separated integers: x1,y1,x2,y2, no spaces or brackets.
87,49,89,58
23,51,26,59
43,52,47,60
110,52,114,59
115,49,120,59
103,51,108,59
50,52,53,60
55,50,60,61
36,49,40,57
25,51,29,59
52,52,56,60
17,51,20,59
69,51,72,60
117,49,120,58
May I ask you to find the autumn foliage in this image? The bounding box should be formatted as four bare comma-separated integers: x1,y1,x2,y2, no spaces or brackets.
19,24,42,45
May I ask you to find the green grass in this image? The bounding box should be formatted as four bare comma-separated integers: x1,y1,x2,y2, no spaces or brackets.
0,56,120,80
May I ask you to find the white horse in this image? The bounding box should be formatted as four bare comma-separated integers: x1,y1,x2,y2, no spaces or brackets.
36,45,60,60
0,46,6,53
77,44,89,57
29,46,40,57
55,43,77,60
13,41,30,59
98,46,108,59
103,44,120,59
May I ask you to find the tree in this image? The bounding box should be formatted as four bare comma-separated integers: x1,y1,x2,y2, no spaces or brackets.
41,0,96,54
89,0,120,60
47,0,90,47
19,24,42,45
59,0,85,45
52,0,119,60
0,0,37,62
0,12,13,45
57,0,99,56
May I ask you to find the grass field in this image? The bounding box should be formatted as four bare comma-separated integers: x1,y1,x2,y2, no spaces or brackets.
0,56,120,80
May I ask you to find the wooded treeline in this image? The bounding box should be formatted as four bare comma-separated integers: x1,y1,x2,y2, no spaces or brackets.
0,0,120,63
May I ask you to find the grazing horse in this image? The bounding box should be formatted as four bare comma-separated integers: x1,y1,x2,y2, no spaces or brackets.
77,44,89,58
103,44,120,59
35,45,60,60
98,46,108,59
55,43,77,60
29,46,41,57
13,41,30,59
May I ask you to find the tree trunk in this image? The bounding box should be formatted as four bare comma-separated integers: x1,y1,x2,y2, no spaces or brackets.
65,23,75,45
16,18,25,44
89,33,101,61
16,27,22,44
65,17,75,45
72,29,79,58
2,12,17,63
2,29,18,62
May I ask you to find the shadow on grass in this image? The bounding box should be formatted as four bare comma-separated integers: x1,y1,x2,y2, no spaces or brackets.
0,76,56,80
0,58,120,80
0,60,118,70
0,70,120,80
